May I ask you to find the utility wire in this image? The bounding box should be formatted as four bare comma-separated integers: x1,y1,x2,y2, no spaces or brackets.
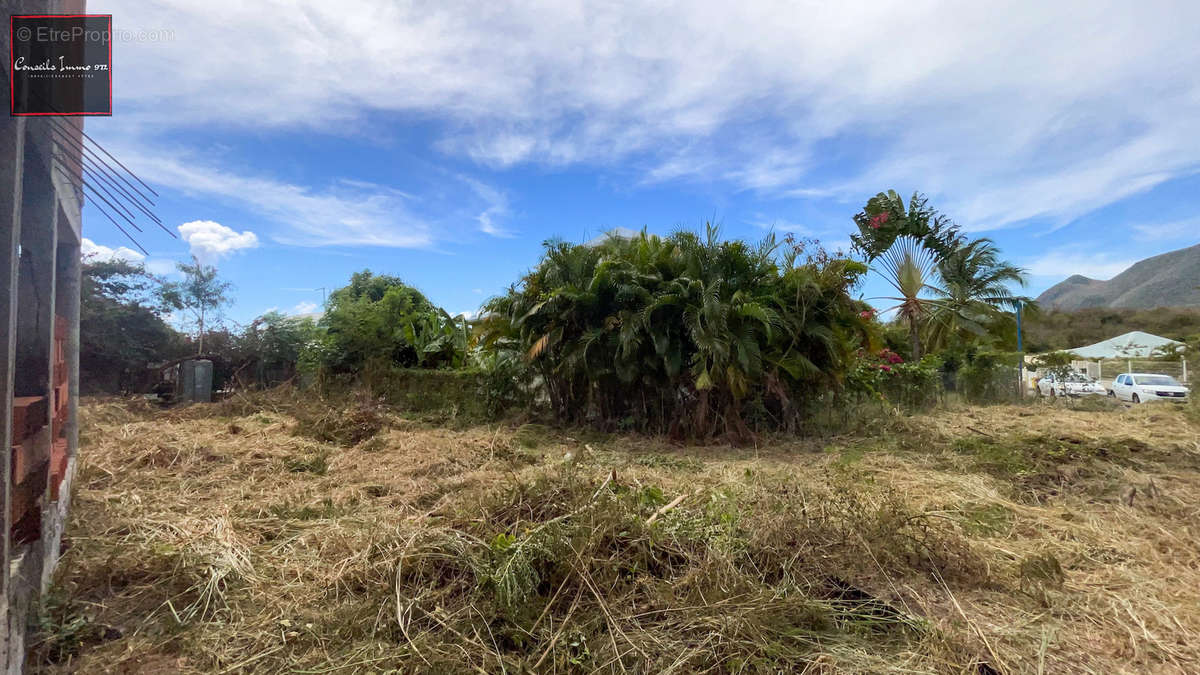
52,142,145,229
28,91,172,249
44,113,158,198
46,121,163,218
54,164,149,256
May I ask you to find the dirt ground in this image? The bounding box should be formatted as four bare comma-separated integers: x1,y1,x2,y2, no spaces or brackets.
28,393,1200,673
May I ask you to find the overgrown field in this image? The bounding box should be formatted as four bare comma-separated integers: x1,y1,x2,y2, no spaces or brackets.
31,390,1200,673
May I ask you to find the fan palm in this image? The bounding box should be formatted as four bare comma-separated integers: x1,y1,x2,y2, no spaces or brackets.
872,236,939,359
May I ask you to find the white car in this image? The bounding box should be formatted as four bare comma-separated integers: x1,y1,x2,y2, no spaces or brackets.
1110,373,1190,403
1037,371,1107,397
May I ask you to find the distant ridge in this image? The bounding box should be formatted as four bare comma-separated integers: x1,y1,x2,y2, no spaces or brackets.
1036,243,1200,310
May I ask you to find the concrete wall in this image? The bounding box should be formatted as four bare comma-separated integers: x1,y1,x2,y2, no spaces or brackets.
0,2,85,668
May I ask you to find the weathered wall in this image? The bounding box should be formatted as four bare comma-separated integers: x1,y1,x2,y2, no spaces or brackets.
0,1,85,669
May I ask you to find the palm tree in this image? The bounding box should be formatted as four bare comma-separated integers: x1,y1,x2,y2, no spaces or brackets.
872,236,939,359
925,238,1031,352
852,190,964,262
476,225,871,440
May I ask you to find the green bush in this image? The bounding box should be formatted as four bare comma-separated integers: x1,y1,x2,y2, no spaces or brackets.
315,271,470,374
845,349,942,411
881,357,943,409
957,351,1022,403
375,368,490,418
477,227,874,440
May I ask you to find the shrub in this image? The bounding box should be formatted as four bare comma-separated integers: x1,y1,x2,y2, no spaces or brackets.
846,349,941,411
957,351,1022,403
315,271,470,374
292,401,384,447
477,227,873,441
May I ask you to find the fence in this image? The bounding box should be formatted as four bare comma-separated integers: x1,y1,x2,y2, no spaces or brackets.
955,351,1025,403
1097,359,1187,382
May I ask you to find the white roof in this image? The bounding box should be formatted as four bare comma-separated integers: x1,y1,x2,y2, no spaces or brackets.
1067,331,1183,359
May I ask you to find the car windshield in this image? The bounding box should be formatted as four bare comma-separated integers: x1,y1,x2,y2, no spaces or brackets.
1065,373,1092,383
1135,375,1180,386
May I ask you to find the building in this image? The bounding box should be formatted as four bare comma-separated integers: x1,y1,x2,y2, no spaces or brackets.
1,1,87,668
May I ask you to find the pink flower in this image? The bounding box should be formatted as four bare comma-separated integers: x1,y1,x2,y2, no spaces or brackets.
876,348,903,364
859,310,875,319
879,364,892,372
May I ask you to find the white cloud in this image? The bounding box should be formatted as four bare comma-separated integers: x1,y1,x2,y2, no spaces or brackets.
144,258,178,276
94,0,1200,231
1132,218,1200,242
81,237,145,263
82,238,180,277
820,239,854,255
291,301,318,314
1024,248,1137,281
750,219,811,235
460,176,514,238
97,142,508,249
178,220,258,262
477,210,510,237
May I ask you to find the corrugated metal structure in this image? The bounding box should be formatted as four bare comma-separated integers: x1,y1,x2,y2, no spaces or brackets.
1,1,87,669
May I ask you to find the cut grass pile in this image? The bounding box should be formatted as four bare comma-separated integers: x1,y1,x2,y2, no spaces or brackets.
29,393,1200,673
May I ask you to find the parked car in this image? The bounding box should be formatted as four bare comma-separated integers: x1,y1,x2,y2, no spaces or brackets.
1109,373,1190,403
1037,371,1107,397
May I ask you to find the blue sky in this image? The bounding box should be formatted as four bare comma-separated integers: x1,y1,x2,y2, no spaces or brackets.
79,1,1200,327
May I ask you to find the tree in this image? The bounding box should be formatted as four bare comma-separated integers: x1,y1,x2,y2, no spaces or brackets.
159,257,233,355
403,308,471,369
854,192,1029,359
478,226,872,440
924,237,1032,353
851,190,963,262
80,257,185,392
1031,350,1075,379
872,236,939,360
232,311,322,386
317,270,460,372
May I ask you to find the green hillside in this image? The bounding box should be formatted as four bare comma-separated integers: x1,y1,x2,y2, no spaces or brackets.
1023,305,1200,352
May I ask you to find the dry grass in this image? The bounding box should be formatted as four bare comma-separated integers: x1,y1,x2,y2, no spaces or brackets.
29,393,1200,673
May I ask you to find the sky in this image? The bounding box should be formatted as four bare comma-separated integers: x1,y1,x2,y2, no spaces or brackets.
78,0,1200,326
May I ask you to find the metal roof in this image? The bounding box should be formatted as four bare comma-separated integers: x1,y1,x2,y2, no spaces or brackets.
1068,330,1184,359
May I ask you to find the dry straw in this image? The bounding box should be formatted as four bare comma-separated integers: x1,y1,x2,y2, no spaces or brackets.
28,391,1200,673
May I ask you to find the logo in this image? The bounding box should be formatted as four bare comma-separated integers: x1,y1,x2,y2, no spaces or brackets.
10,15,113,116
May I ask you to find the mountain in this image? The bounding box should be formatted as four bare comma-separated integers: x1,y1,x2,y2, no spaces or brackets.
1036,243,1200,310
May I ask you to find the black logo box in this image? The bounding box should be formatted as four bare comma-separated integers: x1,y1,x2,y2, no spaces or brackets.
10,15,112,116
